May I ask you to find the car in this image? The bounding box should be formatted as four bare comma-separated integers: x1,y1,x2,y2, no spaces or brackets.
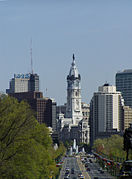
80,175,85,179
78,172,82,177
89,159,93,163
56,163,62,167
86,167,90,171
71,168,74,174
64,173,70,177
85,163,89,167
65,167,70,171
65,171,70,175
100,170,104,174
64,176,70,179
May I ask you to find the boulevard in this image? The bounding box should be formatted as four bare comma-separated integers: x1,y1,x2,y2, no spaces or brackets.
59,156,82,179
59,154,115,179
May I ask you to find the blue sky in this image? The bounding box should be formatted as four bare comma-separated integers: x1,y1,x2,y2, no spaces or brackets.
0,0,132,105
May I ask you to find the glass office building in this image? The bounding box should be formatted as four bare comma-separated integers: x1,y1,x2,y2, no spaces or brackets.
116,70,132,108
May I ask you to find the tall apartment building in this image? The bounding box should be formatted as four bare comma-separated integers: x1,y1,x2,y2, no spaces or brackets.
116,70,132,108
6,73,39,94
90,83,124,146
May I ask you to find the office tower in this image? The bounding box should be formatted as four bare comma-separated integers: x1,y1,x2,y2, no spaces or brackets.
6,73,39,94
51,99,57,131
123,106,132,130
9,92,53,128
66,54,82,125
90,83,124,146
37,97,52,126
116,70,132,108
29,73,39,92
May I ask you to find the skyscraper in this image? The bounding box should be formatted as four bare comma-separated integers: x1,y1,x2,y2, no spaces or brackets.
116,70,132,108
29,73,39,92
6,73,39,94
90,83,124,146
9,91,55,129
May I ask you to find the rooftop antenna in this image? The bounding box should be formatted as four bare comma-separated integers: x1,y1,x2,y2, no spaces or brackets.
30,38,33,74
45,88,48,97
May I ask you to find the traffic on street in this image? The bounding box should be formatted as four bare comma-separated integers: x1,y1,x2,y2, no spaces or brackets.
59,153,115,179
59,156,85,179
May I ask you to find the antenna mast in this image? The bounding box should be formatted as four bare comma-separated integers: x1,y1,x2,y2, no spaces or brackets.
30,38,33,74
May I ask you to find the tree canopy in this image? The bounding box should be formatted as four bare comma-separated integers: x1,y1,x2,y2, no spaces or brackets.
93,135,130,161
0,95,64,178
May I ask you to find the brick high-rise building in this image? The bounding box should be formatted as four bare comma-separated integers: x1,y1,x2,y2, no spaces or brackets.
9,92,54,128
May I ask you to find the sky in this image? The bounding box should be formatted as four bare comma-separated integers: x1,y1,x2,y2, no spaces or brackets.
0,0,132,105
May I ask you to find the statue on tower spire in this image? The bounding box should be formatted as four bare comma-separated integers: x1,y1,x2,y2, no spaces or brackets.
73,53,75,60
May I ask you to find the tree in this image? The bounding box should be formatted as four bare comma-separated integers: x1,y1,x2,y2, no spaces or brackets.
93,135,127,161
0,96,59,178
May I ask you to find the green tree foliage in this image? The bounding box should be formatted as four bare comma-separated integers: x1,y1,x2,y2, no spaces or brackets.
54,142,66,162
0,96,62,178
93,135,128,161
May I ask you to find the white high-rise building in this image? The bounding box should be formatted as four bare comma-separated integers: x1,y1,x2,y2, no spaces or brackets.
90,83,124,146
66,54,83,125
97,84,123,132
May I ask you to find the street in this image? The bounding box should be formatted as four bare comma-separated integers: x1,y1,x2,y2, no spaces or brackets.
59,155,116,179
59,156,82,179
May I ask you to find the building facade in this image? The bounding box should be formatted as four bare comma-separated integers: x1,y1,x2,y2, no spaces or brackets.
58,55,90,144
123,106,132,131
90,83,124,146
9,91,57,131
56,104,66,118
116,70,132,108
66,54,83,125
6,73,39,94
79,102,90,144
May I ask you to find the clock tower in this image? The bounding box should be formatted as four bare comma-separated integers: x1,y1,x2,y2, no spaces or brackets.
66,54,82,125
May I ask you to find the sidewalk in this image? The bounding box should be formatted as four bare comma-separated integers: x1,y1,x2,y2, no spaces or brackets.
76,156,91,179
